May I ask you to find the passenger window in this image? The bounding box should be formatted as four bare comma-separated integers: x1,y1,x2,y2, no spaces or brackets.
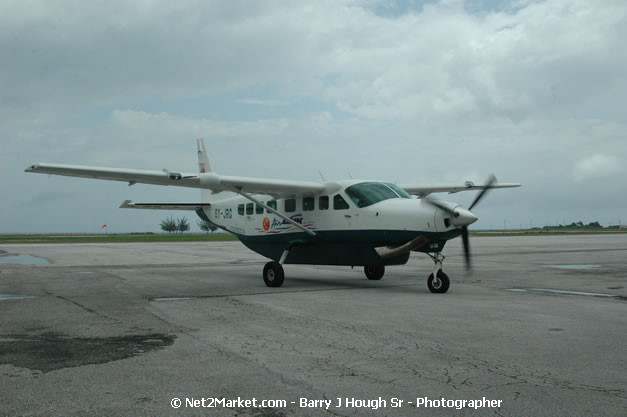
303,197,314,211
285,198,296,212
319,196,329,210
246,203,253,215
333,194,349,210
267,200,277,210
238,204,245,215
256,204,263,214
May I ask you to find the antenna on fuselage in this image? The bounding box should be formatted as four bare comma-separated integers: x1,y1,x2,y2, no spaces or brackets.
318,170,326,182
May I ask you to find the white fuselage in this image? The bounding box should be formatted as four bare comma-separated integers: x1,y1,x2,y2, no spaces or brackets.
204,180,458,237
200,180,463,265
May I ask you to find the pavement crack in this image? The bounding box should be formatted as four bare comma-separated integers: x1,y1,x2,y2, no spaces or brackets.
55,295,120,323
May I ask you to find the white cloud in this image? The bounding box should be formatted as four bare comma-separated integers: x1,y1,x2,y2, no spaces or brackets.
236,98,287,106
573,154,624,181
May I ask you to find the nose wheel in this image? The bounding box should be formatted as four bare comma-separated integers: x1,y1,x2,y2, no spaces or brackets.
427,270,450,293
427,253,450,293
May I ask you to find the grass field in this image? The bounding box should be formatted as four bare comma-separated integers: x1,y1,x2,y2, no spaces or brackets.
1,229,626,244
0,233,239,244
471,229,627,237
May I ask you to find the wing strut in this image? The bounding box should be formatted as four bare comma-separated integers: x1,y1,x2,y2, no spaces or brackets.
235,190,316,237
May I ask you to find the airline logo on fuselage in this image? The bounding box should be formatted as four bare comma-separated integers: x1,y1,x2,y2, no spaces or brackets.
257,214,312,234
271,215,303,229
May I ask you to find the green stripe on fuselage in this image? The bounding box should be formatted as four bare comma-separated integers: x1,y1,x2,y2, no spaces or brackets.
234,229,460,266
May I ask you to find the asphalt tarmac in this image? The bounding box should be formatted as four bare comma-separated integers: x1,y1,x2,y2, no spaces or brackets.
1,235,626,416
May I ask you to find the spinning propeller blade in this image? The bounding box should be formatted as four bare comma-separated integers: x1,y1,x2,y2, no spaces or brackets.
424,197,455,216
423,174,498,272
469,174,497,211
462,174,498,271
461,226,471,271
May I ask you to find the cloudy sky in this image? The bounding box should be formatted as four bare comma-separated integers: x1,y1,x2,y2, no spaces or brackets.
2,0,626,233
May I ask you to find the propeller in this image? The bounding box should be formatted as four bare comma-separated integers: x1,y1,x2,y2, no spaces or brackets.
469,174,497,211
460,226,470,270
423,198,456,217
424,174,498,272
461,174,497,271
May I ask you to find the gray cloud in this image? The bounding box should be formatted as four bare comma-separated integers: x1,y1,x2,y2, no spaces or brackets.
2,0,627,232
18,191,74,208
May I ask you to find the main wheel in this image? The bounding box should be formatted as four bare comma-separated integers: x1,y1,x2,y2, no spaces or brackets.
364,265,385,280
427,270,450,293
263,261,285,287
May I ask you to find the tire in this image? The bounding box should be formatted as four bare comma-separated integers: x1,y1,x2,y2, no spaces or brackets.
364,265,385,280
263,261,285,287
427,270,450,293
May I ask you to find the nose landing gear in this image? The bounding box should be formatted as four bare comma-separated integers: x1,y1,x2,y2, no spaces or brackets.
427,252,450,293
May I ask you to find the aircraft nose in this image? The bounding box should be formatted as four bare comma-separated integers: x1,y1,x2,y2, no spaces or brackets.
452,207,478,226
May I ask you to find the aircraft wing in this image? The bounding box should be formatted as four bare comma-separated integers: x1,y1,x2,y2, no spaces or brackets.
25,163,200,187
25,163,325,198
207,174,325,197
401,182,521,198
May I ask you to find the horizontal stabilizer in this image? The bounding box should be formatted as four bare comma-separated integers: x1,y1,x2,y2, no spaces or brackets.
120,200,210,210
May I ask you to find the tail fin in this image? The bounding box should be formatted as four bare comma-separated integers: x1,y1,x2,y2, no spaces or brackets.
197,137,213,204
197,137,211,174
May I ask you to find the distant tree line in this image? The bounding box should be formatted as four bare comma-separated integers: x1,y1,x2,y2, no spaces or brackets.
197,220,218,234
160,217,190,234
533,221,603,230
160,217,218,234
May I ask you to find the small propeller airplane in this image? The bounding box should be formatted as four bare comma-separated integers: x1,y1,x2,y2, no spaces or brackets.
25,138,520,293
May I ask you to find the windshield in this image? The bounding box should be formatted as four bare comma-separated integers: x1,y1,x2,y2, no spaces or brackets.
345,182,409,208
384,182,411,199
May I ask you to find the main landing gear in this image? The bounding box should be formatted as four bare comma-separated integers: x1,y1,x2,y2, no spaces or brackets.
364,265,385,280
263,261,284,287
263,248,289,287
427,252,450,293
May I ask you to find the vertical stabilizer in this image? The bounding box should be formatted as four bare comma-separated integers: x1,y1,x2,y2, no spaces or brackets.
197,137,213,204
197,137,211,173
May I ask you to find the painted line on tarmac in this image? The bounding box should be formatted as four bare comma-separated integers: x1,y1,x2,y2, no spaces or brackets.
0,294,37,301
508,288,626,300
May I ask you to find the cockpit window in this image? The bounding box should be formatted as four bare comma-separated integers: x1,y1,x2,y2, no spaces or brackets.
345,182,409,208
384,183,411,199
